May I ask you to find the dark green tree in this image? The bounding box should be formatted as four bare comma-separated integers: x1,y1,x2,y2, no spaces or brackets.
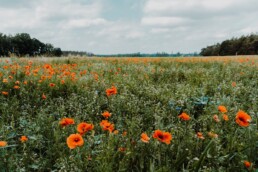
0,32,62,57
52,48,62,57
0,33,12,56
200,34,258,56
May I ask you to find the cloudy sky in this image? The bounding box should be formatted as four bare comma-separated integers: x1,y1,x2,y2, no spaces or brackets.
0,0,258,54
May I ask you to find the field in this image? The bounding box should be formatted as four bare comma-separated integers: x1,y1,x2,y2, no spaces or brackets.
0,56,257,171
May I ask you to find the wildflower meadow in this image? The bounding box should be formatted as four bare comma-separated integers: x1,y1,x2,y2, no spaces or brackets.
0,56,257,171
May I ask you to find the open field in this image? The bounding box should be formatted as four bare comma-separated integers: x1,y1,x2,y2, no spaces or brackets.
0,56,257,171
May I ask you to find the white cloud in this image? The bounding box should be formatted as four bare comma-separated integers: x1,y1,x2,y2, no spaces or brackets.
95,22,145,40
0,0,258,54
125,30,145,39
142,16,192,26
0,0,104,31
34,0,102,20
239,26,258,35
201,0,234,10
0,0,109,51
150,28,170,34
150,27,188,34
144,0,246,14
140,0,258,53
66,18,107,29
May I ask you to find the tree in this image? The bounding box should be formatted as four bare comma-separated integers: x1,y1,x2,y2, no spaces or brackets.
200,34,258,56
0,33,12,56
52,48,62,57
0,32,62,57
253,40,258,54
31,38,45,55
12,33,33,56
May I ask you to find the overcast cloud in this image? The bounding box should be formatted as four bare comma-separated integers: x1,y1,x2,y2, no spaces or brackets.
0,0,258,54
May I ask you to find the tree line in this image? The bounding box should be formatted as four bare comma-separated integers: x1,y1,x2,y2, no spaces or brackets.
200,34,258,56
96,52,199,57
62,51,94,57
0,33,62,57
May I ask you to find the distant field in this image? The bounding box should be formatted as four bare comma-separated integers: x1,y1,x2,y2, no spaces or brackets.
0,56,257,171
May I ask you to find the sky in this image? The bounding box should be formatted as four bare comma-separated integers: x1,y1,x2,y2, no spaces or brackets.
0,0,258,54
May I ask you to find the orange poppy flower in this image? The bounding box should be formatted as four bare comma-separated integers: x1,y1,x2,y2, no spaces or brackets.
100,120,108,126
113,130,119,134
93,74,98,81
244,161,251,168
23,81,28,85
178,112,190,121
0,141,7,147
41,75,47,80
218,106,227,113
118,147,126,152
15,81,20,85
196,132,205,140
20,136,28,143
2,91,8,96
106,86,117,97
235,110,251,127
49,83,55,87
153,130,172,144
3,79,8,83
223,114,229,121
66,134,84,149
43,64,52,69
213,115,220,122
77,122,94,135
141,133,150,143
13,85,20,89
42,93,47,100
122,131,127,136
231,82,236,87
100,120,115,133
102,111,111,118
59,118,75,127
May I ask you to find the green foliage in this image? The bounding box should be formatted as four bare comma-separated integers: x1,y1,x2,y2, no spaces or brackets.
200,34,258,56
0,33,62,57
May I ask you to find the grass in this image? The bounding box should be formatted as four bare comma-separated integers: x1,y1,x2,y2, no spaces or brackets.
0,56,257,171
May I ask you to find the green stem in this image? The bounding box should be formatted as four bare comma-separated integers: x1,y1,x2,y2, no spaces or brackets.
194,140,214,172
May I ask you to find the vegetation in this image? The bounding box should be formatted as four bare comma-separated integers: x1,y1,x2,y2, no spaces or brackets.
96,52,199,57
62,51,94,57
0,33,62,57
0,56,257,171
200,34,258,56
